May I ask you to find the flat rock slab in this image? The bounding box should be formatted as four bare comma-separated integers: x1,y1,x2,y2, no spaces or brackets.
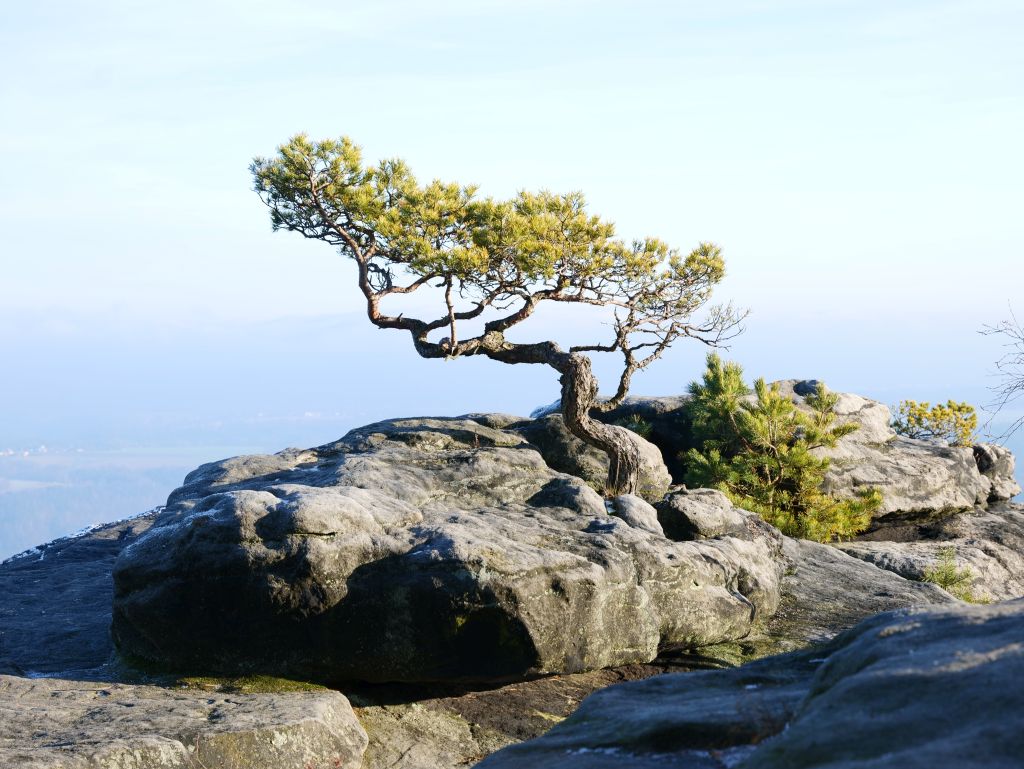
836,503,1024,602
352,660,709,769
0,513,158,676
0,674,367,769
757,537,953,653
479,598,1024,768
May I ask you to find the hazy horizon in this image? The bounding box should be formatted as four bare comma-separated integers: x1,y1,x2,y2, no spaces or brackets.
2,1,1022,558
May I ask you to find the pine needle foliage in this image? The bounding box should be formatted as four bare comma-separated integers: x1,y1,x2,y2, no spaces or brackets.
684,354,881,542
891,400,978,447
922,546,988,603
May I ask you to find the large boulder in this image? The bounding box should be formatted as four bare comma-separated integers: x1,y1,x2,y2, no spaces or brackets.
478,598,1024,768
530,396,693,479
656,488,751,541
0,509,776,769
112,417,784,683
512,413,672,500
772,380,992,521
974,442,1022,501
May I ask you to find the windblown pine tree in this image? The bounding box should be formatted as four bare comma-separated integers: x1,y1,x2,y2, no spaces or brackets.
252,136,743,495
684,354,881,541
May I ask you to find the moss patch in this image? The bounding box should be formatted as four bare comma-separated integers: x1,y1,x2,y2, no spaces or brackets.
175,674,327,694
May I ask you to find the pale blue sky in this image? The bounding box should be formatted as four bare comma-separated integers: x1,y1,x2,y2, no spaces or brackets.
1,0,1022,527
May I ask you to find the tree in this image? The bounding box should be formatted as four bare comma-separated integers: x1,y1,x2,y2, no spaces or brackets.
251,135,744,496
982,308,1024,439
683,354,881,541
891,400,978,447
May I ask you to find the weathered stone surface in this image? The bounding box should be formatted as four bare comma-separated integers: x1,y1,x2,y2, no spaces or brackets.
656,489,750,541
352,659,715,769
512,414,672,500
608,494,664,536
974,442,1022,501
825,436,990,521
0,514,730,769
479,599,1024,768
770,381,992,520
772,379,896,446
0,675,367,769
836,502,1024,602
535,385,1006,521
754,536,953,652
0,514,370,769
531,395,693,480
0,513,159,677
112,417,783,683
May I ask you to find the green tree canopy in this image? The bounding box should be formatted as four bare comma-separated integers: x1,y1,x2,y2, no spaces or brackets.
252,135,744,496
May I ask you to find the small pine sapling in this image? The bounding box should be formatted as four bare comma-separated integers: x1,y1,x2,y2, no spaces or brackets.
684,354,882,541
922,546,988,603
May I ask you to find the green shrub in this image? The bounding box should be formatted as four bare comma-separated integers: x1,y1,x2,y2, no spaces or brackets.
683,354,881,542
892,400,977,446
922,546,988,603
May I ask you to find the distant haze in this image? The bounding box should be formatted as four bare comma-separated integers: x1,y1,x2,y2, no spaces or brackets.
1,1,1021,557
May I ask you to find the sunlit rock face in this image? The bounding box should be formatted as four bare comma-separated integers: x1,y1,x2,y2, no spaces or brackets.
111,417,783,684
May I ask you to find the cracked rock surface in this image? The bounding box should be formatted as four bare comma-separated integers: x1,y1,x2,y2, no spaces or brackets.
479,599,1024,768
111,417,784,683
0,675,367,769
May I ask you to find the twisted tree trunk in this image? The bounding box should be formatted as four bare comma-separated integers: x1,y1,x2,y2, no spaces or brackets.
556,353,644,496
410,329,646,496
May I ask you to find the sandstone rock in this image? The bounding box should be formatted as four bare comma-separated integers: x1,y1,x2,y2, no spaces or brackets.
824,436,990,521
0,675,367,769
656,489,750,541
511,414,609,490
772,379,896,446
754,536,953,652
836,502,1024,602
531,395,693,480
352,661,707,769
0,513,159,676
771,381,992,521
535,385,1005,522
974,442,1022,501
0,510,749,769
479,599,1024,768
512,413,672,500
112,417,783,683
608,494,664,536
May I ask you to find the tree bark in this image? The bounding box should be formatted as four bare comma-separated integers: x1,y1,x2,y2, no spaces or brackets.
406,327,646,497
556,353,645,497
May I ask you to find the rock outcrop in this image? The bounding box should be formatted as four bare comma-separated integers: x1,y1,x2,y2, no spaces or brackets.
111,417,783,683
479,598,1024,768
974,442,1023,501
6,385,1019,768
0,675,367,769
535,384,1018,522
511,413,672,500
770,380,994,521
837,503,1024,602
